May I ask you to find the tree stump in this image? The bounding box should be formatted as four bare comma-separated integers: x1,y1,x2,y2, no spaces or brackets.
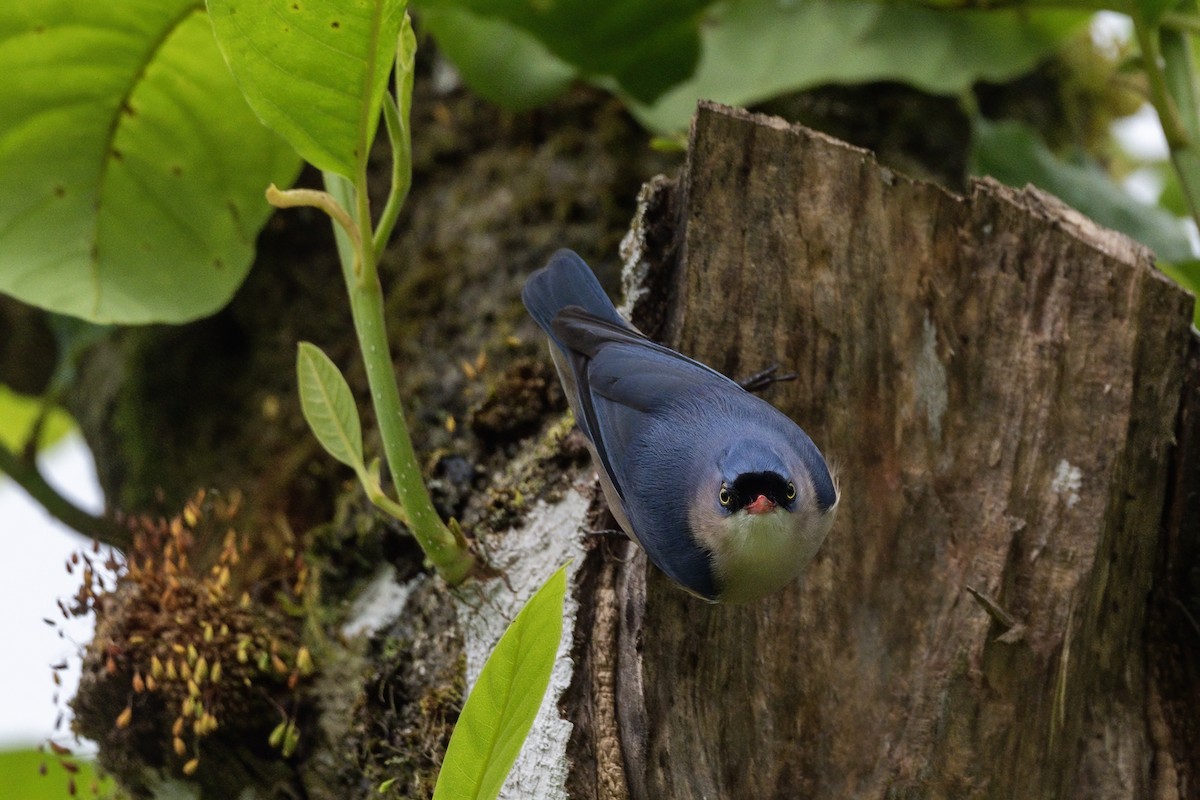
562,101,1198,799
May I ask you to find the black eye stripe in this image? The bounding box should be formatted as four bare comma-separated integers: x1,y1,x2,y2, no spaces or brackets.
730,471,792,505
716,474,797,514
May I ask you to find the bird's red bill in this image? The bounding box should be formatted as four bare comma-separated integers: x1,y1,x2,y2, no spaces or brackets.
746,495,776,515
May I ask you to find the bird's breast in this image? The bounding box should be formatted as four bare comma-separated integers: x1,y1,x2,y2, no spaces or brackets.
694,507,832,603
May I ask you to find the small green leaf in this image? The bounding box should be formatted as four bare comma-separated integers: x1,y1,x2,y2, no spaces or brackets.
396,13,417,128
420,7,576,111
433,565,568,800
0,385,74,453
628,0,1086,133
296,341,364,470
971,117,1195,263
0,1,302,324
207,0,408,178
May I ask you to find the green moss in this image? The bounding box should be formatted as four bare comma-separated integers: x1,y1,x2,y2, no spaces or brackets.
472,412,586,536
341,591,465,800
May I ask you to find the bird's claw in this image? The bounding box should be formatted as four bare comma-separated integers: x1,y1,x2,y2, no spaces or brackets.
738,363,797,393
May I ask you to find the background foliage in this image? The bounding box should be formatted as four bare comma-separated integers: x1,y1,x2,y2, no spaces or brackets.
1,1,1196,341
2,0,1200,796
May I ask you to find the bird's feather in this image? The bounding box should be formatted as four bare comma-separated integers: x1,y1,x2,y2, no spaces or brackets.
521,250,631,346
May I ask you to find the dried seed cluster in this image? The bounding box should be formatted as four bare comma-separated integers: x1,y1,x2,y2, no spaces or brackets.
60,490,313,788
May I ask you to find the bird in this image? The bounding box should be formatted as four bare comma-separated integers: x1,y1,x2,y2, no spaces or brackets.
522,249,838,603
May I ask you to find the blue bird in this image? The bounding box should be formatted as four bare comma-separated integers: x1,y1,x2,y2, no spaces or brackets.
523,249,838,603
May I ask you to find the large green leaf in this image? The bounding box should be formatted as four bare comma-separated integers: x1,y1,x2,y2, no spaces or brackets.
433,565,568,800
971,117,1195,264
629,0,1087,133
296,341,365,471
207,0,407,179
0,748,114,800
419,7,576,112
0,1,302,324
413,0,711,105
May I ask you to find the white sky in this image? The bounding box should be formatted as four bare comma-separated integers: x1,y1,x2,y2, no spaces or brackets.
0,435,104,751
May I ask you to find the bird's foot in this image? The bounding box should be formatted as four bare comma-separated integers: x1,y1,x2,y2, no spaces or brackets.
738,363,797,393
585,527,629,540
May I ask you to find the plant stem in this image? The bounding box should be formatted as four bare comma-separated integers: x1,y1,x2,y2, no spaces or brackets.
300,12,472,585
373,97,411,253
1159,12,1200,230
0,442,129,550
1134,18,1190,148
374,17,416,253
1134,11,1200,237
359,471,410,525
266,185,360,252
325,171,474,585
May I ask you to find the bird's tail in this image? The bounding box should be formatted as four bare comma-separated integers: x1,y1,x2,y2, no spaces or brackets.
521,250,628,341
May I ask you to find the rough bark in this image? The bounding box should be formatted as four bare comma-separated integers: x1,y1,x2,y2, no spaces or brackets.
562,102,1198,799
1149,333,1200,793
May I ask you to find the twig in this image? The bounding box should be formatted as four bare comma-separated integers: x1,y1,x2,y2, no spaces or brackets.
0,441,129,550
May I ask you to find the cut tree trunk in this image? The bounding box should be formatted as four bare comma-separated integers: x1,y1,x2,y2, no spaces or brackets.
559,102,1199,799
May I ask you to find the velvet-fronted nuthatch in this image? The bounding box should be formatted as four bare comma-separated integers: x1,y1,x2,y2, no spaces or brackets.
523,250,838,603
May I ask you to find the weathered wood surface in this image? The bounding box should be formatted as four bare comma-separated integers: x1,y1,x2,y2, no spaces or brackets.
565,101,1198,799
1150,333,1200,797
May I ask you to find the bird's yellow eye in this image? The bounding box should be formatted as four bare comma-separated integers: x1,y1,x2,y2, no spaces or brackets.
786,482,796,500
719,485,732,507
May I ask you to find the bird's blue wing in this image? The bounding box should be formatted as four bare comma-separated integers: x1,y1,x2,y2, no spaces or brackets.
552,307,734,393
558,310,723,466
588,341,724,411
582,342,727,601
552,308,737,470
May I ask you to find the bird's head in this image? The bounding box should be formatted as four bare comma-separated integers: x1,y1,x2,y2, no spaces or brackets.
688,437,838,603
